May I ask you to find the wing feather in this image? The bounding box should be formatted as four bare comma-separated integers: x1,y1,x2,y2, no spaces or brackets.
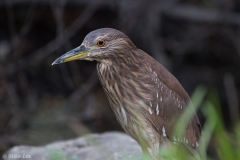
138,50,204,159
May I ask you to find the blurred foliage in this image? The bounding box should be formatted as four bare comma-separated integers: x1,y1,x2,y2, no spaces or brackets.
163,87,239,160
158,87,240,160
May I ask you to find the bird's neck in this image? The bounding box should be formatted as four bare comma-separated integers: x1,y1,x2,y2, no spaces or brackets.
96,49,148,104
112,49,143,70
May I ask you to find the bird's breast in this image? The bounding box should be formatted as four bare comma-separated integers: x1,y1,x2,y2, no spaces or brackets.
96,62,152,137
97,62,154,107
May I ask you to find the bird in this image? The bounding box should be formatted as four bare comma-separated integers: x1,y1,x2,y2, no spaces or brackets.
52,28,205,160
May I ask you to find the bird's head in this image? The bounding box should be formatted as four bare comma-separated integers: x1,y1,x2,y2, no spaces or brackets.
52,28,136,65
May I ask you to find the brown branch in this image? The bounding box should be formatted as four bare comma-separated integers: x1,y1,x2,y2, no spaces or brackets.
0,0,109,6
163,4,240,25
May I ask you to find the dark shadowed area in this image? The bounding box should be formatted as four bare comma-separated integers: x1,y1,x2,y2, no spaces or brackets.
0,0,240,159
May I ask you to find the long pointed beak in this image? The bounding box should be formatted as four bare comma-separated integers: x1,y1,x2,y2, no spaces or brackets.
52,45,92,65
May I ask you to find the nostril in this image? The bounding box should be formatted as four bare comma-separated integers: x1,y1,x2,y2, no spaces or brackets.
79,45,85,50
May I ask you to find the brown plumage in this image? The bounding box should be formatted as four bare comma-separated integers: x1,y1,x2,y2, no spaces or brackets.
52,28,205,159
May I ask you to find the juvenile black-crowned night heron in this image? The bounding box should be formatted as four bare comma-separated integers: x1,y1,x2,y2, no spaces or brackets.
52,28,205,160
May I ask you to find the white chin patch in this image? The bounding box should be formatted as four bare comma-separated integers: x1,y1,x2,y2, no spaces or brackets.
84,57,94,61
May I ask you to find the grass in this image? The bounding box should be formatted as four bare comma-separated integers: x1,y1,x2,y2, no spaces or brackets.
161,86,240,160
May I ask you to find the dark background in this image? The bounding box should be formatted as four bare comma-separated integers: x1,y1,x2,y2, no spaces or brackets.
0,0,240,158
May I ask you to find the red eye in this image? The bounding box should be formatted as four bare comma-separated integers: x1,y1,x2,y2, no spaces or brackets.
97,40,106,47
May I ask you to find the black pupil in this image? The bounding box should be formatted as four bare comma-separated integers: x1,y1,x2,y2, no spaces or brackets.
99,41,103,45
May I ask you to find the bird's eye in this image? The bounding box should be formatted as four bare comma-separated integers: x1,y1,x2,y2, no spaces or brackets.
97,40,106,47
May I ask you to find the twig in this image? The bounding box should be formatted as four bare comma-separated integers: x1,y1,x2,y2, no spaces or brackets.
50,0,75,90
67,70,99,107
15,0,39,49
163,4,240,25
5,0,16,43
28,0,101,64
223,73,239,123
220,29,240,60
6,0,101,75
5,83,20,108
60,70,98,118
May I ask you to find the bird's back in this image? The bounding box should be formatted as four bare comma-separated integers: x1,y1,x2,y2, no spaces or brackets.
139,49,205,159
